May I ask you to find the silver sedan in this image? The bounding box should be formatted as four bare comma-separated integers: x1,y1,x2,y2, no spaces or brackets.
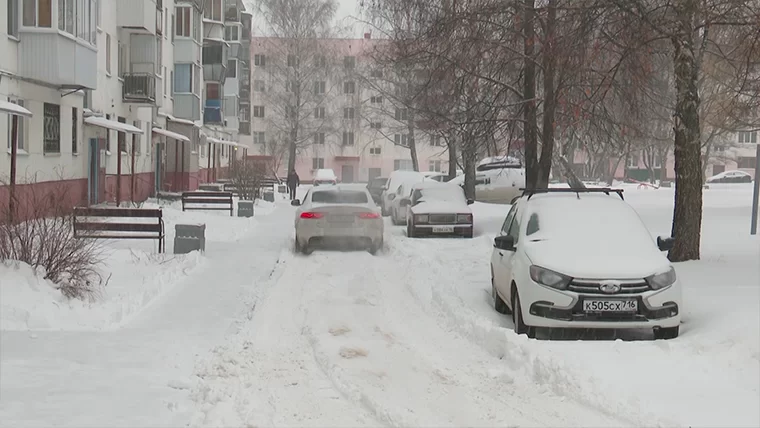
291,185,384,255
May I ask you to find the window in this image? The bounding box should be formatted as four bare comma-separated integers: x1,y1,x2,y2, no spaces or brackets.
286,80,298,93
343,107,355,119
431,135,443,146
370,69,383,78
287,54,298,67
105,33,111,74
312,157,324,169
314,81,326,94
8,0,19,37
344,56,355,70
314,132,325,145
117,117,127,153
239,105,250,122
253,80,266,92
394,134,409,147
105,114,111,151
118,41,126,77
314,55,326,67
224,25,239,41
156,5,163,35
369,147,381,155
395,108,408,121
738,157,757,169
254,54,266,66
628,153,639,168
6,99,26,151
342,131,354,146
501,205,518,234
370,96,382,104
175,6,190,37
653,156,662,169
206,82,220,99
370,121,382,129
253,105,265,117
23,0,52,27
192,6,200,41
429,160,441,172
133,120,141,154
312,190,368,204
205,0,222,21
253,131,266,144
58,0,73,33
224,95,237,116
314,107,325,119
343,81,356,94
174,64,192,92
43,103,61,154
285,106,296,119
738,131,758,144
227,59,237,78
170,71,173,96
507,206,521,243
72,107,78,154
393,159,413,171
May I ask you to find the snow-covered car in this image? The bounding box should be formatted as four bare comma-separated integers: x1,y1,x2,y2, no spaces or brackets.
380,170,427,216
406,182,474,238
448,160,526,204
421,171,447,182
389,175,431,225
706,170,752,183
313,168,338,186
291,185,383,255
366,176,388,204
490,188,682,339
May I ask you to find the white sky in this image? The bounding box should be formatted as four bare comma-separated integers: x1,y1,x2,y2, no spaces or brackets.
243,0,369,38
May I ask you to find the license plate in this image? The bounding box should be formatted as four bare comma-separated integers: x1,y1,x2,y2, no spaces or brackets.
432,226,455,233
583,299,637,312
329,214,354,222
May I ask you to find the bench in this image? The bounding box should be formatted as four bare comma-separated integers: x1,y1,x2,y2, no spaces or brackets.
73,207,166,253
181,191,234,216
222,183,239,196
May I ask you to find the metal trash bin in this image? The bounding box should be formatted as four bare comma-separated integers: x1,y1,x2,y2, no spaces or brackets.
174,223,206,254
263,191,275,202
238,200,254,217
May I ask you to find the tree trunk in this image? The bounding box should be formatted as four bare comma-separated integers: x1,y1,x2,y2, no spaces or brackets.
447,133,458,181
536,0,556,189
408,114,419,171
669,0,703,262
462,134,477,200
522,0,539,188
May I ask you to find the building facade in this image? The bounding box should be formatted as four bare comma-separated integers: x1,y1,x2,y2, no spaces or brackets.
241,35,449,183
1,0,248,212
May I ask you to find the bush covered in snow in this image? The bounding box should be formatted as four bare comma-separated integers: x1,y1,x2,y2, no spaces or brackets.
0,179,105,300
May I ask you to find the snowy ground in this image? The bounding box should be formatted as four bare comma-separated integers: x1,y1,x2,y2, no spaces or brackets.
1,183,758,427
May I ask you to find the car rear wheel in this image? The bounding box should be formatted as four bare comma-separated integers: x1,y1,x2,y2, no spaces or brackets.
654,326,679,340
368,239,383,255
512,291,535,338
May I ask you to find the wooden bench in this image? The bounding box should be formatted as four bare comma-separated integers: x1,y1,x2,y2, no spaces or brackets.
73,207,166,253
181,191,234,216
222,183,239,196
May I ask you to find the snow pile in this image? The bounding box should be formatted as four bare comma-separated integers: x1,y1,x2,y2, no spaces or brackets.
0,249,204,331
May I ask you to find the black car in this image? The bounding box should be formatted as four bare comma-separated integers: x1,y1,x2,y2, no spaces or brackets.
366,177,388,204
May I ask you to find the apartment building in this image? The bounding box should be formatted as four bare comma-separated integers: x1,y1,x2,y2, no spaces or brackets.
1,0,247,210
241,35,449,183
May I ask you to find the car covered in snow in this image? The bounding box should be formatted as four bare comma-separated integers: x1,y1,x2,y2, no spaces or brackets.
366,176,388,204
380,170,428,216
490,187,682,339
291,185,383,254
706,170,753,183
448,157,526,204
406,182,474,238
421,171,447,182
313,168,338,186
388,174,433,225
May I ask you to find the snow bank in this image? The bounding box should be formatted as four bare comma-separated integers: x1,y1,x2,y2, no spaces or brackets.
0,250,204,331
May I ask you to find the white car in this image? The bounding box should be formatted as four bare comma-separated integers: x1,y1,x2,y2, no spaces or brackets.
389,176,431,225
313,168,338,186
380,170,427,216
448,163,526,204
291,185,383,255
490,188,681,339
421,171,447,182
406,182,474,238
705,170,753,183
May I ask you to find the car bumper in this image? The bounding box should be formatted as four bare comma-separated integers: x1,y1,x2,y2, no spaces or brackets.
297,223,383,247
412,224,473,237
520,281,682,329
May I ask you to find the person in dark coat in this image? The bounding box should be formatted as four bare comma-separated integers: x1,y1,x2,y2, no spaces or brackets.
286,169,300,200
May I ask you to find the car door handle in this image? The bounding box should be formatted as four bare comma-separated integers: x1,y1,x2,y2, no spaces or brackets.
498,251,504,257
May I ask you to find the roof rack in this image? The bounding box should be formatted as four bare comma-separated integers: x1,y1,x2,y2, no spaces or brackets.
519,187,625,201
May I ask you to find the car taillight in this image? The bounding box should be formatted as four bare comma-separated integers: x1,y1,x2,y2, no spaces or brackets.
457,214,472,223
358,212,380,219
300,212,324,219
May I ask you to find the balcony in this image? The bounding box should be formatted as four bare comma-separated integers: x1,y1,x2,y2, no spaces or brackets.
202,42,229,83
117,0,158,34
239,122,251,135
18,31,97,89
204,99,224,125
175,93,202,121
122,73,157,104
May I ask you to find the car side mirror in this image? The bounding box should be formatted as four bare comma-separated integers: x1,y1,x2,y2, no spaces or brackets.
291,199,301,206
494,235,515,251
467,199,474,205
388,194,396,200
657,236,675,252
400,198,411,207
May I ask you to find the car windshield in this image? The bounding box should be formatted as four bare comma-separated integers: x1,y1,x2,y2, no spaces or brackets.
370,178,388,188
311,190,368,204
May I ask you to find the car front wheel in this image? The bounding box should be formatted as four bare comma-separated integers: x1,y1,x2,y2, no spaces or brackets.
512,291,535,338
492,269,510,314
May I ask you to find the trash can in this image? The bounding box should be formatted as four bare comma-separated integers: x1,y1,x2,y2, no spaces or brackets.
174,223,206,254
238,200,254,217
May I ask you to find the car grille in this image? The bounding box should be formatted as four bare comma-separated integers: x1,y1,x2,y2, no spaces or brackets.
567,279,650,295
429,214,456,224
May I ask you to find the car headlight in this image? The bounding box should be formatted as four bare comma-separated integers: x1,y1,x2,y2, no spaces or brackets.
529,265,572,290
457,214,472,223
415,214,429,223
646,266,677,290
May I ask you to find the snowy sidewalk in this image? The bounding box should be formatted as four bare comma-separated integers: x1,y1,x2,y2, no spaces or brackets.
0,202,295,427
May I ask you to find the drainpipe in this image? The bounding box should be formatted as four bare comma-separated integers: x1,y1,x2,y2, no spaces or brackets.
9,115,18,222
174,139,179,192
181,143,186,191
130,133,136,202
116,133,122,207
207,143,212,182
